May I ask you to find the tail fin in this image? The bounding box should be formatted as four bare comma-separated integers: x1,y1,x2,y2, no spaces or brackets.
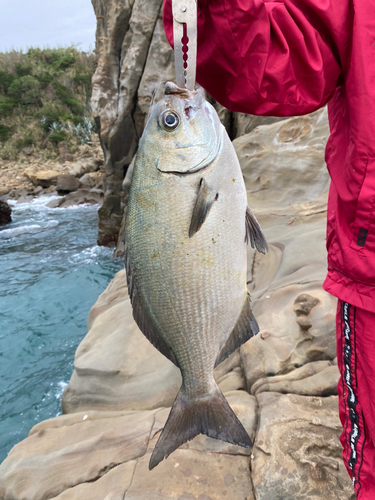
149,386,252,470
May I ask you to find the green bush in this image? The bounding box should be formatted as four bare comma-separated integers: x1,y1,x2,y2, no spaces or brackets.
49,129,67,144
0,47,96,158
15,134,34,149
0,124,12,141
0,71,14,93
63,98,83,115
52,52,76,70
0,97,17,117
36,71,55,87
38,102,72,131
8,76,42,106
15,63,33,77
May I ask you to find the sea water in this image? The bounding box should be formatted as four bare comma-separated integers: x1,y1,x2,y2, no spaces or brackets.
0,197,123,463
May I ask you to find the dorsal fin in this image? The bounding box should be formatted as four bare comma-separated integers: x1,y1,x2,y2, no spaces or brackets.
245,206,268,254
215,292,259,367
125,249,178,366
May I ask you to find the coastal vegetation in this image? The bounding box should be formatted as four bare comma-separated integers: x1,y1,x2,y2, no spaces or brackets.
0,47,95,160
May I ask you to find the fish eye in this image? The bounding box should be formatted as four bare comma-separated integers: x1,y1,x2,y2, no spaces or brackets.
161,111,180,131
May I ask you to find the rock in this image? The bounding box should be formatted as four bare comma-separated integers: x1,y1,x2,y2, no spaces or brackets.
46,189,104,209
114,156,135,257
250,361,339,396
236,108,330,213
56,175,80,194
21,146,34,156
78,173,95,188
25,169,59,188
0,200,12,226
33,186,43,195
0,392,255,500
0,409,157,500
233,114,288,138
92,0,163,247
67,158,101,178
251,393,353,500
134,12,175,137
57,142,73,163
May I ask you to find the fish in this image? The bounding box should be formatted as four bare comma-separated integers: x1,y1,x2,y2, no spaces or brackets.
124,82,268,470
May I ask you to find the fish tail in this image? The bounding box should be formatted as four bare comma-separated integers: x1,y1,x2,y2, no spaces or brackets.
148,385,252,470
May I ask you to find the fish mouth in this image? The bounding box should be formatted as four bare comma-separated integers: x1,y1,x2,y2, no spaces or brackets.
174,142,208,149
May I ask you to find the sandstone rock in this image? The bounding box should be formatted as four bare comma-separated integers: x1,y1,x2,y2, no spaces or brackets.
251,393,353,500
46,189,104,209
135,12,175,137
67,157,101,178
52,461,136,500
92,0,163,247
0,393,256,500
233,114,288,138
25,169,59,188
0,409,157,500
125,450,254,500
56,175,80,194
235,108,330,212
0,199,12,226
78,173,95,188
251,361,339,396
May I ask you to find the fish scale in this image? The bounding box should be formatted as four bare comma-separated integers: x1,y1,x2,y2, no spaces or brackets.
125,82,267,469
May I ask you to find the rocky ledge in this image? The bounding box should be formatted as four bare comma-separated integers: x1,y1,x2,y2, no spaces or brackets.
0,110,355,500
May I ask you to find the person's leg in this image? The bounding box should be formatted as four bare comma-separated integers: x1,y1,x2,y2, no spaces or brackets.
336,300,375,499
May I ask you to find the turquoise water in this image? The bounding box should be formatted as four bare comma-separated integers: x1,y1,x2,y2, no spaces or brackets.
0,197,123,463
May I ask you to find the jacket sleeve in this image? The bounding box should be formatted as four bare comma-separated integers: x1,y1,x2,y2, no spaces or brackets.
163,0,346,116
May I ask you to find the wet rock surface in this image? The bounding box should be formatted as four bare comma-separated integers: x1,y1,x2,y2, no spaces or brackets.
0,97,354,497
46,189,104,209
0,199,12,226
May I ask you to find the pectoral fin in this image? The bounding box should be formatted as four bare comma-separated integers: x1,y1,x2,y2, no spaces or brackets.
215,292,259,367
125,248,178,366
189,178,218,238
245,206,268,254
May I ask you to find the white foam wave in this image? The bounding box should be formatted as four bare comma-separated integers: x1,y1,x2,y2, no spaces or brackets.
69,245,113,265
55,381,68,400
0,224,42,238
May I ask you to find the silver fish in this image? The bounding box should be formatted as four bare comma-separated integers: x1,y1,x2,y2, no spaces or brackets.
124,82,267,470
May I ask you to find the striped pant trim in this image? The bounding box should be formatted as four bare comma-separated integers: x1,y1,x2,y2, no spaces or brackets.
341,301,365,497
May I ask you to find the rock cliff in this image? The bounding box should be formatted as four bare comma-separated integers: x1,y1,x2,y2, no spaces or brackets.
0,107,355,500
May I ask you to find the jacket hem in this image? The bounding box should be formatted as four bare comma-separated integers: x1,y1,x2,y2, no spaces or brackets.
323,268,375,312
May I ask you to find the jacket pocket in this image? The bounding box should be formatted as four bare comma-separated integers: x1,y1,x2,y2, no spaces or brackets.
350,158,375,254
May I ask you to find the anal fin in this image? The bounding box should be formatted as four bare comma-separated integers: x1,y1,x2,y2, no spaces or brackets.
189,178,218,238
215,292,259,368
245,206,268,254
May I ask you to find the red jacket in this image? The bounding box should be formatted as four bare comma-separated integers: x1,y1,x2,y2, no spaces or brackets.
164,0,375,311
